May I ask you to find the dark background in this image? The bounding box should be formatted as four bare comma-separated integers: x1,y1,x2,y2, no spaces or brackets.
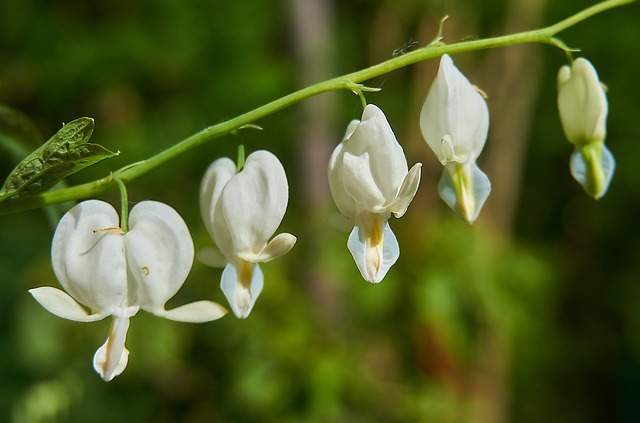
1,0,639,422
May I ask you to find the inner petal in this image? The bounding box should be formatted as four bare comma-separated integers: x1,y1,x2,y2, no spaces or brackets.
236,260,253,313
364,216,384,281
93,312,136,382
347,212,399,284
220,261,264,319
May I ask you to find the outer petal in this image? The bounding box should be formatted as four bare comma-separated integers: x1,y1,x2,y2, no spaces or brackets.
420,54,489,164
387,162,422,218
347,213,398,283
557,58,608,146
93,316,131,382
124,201,194,313
220,261,264,319
241,232,297,263
341,105,409,211
154,300,228,323
328,121,359,219
200,158,237,258
219,150,288,256
51,200,126,315
29,287,107,322
438,162,491,223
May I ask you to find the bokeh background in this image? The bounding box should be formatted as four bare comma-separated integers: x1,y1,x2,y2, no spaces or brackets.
1,0,639,422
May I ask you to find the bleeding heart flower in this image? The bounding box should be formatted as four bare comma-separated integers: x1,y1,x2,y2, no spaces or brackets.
30,200,227,381
199,150,297,318
328,104,422,283
557,57,614,199
420,54,491,223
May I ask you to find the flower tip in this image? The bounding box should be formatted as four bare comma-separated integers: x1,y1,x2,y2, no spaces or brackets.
347,221,399,284
363,274,384,284
220,262,264,319
460,207,476,224
93,343,130,382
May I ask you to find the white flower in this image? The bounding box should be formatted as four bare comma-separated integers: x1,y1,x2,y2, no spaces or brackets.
420,54,491,223
29,200,227,381
557,57,614,199
199,150,297,319
328,104,422,283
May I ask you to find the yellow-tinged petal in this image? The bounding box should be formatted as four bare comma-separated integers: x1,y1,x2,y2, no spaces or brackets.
220,261,264,318
93,315,133,382
438,162,491,223
347,213,399,283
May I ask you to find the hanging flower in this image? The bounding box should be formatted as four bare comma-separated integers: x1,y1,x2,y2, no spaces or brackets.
557,57,614,199
328,104,422,283
199,150,297,319
29,200,227,381
420,54,491,223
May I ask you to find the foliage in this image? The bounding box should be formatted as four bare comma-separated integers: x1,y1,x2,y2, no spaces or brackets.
1,0,639,422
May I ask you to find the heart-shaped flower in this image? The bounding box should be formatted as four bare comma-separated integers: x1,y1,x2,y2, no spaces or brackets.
199,150,297,318
328,104,422,283
420,54,491,223
30,200,227,381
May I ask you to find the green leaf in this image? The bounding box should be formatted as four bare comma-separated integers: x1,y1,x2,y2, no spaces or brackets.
0,117,119,202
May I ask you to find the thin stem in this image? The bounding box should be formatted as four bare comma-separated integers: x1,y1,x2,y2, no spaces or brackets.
0,0,634,215
237,143,245,171
357,90,368,110
115,178,129,232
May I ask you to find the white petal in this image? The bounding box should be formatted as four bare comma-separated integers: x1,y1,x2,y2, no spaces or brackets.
242,232,297,262
570,143,615,199
153,300,228,323
388,162,422,218
219,150,289,256
220,262,264,319
124,201,194,311
51,200,127,315
438,162,491,223
29,287,107,322
93,316,130,381
347,216,399,283
420,54,489,163
557,58,608,146
343,118,360,141
199,158,237,257
341,105,409,210
197,246,227,268
328,131,358,219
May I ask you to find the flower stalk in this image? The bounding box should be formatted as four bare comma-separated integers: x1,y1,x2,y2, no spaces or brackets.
115,178,129,232
0,0,634,215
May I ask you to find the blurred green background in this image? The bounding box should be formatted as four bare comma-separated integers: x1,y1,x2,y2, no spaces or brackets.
1,0,639,422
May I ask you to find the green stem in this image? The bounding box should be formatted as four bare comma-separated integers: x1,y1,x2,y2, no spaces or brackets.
115,178,129,232
0,0,634,215
355,88,368,110
237,142,245,171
